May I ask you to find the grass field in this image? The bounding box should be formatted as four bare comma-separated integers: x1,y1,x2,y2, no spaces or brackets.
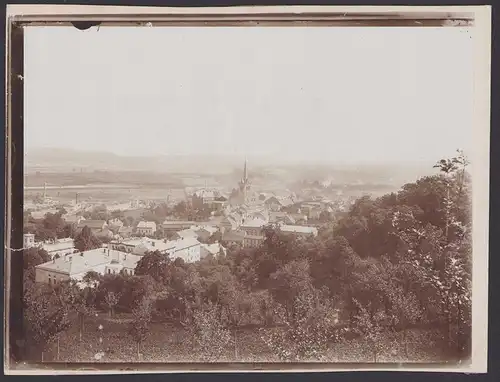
37,312,449,364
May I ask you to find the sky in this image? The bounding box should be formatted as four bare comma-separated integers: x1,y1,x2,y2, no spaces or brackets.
24,26,474,165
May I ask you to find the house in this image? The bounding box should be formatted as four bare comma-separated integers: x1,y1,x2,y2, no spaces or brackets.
136,221,157,236
34,248,141,286
264,196,283,212
168,237,202,263
240,218,267,248
200,242,227,259
191,189,221,209
219,216,238,233
161,220,197,233
108,218,124,233
63,214,85,225
269,212,296,224
40,238,76,259
30,209,59,220
109,238,174,255
117,226,134,239
23,233,35,248
289,213,308,224
248,210,269,223
172,228,199,240
222,230,246,246
109,237,202,264
191,225,218,242
279,224,318,238
77,220,108,233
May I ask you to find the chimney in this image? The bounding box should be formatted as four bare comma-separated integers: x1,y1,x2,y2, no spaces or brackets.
151,241,155,247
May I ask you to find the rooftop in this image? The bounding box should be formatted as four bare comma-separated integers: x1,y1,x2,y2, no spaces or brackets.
222,230,246,241
40,239,75,253
137,221,156,229
77,220,107,229
201,243,226,256
280,225,318,235
36,248,139,276
176,229,198,239
162,220,197,226
241,218,267,228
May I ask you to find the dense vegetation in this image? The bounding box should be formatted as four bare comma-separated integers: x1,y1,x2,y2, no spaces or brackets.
21,152,471,363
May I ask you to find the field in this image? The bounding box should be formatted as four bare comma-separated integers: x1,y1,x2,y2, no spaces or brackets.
37,312,449,364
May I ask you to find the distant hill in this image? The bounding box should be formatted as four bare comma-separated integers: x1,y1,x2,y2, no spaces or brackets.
24,148,245,175
24,147,436,189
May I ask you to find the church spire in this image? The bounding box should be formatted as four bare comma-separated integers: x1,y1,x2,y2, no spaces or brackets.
243,158,248,182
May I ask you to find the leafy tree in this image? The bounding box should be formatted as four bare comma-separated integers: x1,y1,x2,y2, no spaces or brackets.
129,297,152,359
261,286,338,362
186,302,232,362
135,251,171,284
104,291,120,317
352,298,389,362
23,283,72,361
74,226,102,252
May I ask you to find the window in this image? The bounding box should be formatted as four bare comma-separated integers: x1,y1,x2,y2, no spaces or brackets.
108,269,111,274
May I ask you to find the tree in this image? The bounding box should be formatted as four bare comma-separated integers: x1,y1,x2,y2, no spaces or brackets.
261,286,338,362
23,283,72,361
135,251,171,284
173,201,188,217
186,302,232,362
129,297,152,359
74,226,102,252
269,259,312,320
104,291,120,317
63,281,97,342
352,298,388,362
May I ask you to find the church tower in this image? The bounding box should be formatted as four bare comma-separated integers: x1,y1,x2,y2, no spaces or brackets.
238,158,251,204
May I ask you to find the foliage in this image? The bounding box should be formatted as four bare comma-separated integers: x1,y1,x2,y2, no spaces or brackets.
74,226,102,252
185,302,232,362
23,282,72,358
129,297,153,357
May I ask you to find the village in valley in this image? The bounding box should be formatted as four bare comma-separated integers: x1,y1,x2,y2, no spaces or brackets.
24,159,346,286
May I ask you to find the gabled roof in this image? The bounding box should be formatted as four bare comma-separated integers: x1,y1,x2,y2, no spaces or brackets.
222,230,246,241
280,225,318,235
162,220,196,226
137,221,156,229
176,229,198,239
201,243,227,256
36,248,137,276
241,218,267,229
77,220,107,229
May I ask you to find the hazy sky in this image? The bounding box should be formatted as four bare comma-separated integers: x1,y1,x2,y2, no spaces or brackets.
25,26,474,164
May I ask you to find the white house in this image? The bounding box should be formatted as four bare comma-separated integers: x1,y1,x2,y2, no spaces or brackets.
279,224,318,238
136,221,157,236
34,248,141,286
40,238,76,259
200,242,227,259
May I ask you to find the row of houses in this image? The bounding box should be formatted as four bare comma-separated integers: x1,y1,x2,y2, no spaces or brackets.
33,236,227,287
222,221,318,248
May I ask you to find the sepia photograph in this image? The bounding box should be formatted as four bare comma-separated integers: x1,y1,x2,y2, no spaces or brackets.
4,5,491,374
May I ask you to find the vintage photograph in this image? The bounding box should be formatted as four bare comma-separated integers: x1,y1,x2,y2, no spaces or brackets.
5,5,490,374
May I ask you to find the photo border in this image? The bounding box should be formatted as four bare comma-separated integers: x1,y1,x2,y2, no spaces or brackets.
3,4,491,375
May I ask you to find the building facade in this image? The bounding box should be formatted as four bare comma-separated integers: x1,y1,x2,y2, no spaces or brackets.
136,221,157,236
